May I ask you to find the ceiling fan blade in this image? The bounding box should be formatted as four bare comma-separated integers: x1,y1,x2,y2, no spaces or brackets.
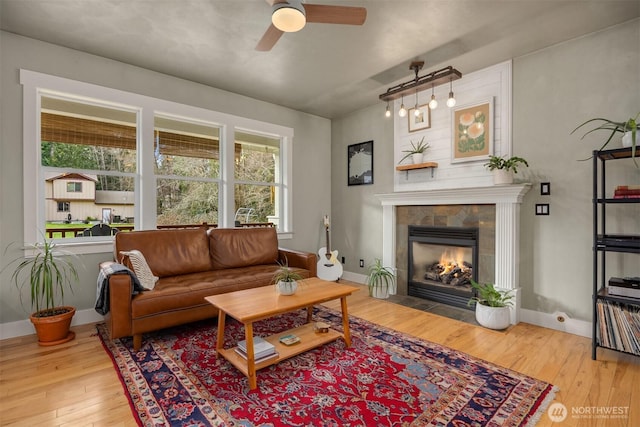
256,24,285,51
304,4,367,25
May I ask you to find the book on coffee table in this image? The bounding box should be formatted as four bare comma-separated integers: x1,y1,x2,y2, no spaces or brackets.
237,336,276,359
234,347,278,363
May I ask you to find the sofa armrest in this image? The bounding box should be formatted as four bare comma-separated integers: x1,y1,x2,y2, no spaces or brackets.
99,261,135,339
278,248,317,278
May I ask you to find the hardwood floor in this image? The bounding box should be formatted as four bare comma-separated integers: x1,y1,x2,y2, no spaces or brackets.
1,284,638,426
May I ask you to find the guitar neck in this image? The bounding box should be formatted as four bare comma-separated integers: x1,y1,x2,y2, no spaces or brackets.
325,226,331,254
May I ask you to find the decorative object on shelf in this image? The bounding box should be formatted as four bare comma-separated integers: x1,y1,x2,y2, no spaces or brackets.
3,236,81,345
571,112,638,166
379,61,462,117
452,98,493,163
366,258,396,299
398,136,430,165
468,280,513,330
484,155,529,185
347,140,373,186
408,104,431,132
273,261,303,295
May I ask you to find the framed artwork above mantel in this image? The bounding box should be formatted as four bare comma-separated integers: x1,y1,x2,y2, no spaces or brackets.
451,98,494,163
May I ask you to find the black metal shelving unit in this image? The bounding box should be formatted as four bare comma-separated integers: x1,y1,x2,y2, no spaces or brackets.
592,147,640,360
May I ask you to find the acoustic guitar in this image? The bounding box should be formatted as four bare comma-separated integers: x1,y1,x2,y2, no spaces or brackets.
317,215,343,281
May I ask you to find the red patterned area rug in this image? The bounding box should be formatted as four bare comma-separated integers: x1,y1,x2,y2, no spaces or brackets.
97,306,557,426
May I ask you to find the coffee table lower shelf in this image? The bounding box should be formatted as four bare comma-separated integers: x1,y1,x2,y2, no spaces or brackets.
218,323,343,376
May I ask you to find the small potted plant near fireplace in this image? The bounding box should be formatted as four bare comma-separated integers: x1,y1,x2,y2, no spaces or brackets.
366,259,396,299
273,261,303,295
398,136,430,165
468,280,513,330
4,237,81,345
484,155,529,185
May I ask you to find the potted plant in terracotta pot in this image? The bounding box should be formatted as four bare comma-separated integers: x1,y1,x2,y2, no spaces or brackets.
273,262,303,295
4,237,80,345
366,258,396,299
467,280,513,330
571,113,639,166
484,155,529,185
398,137,430,165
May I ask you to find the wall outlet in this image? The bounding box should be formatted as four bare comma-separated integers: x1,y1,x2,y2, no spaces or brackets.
359,259,364,268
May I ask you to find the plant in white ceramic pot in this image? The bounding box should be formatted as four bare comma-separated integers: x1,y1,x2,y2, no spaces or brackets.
468,280,513,330
273,261,303,295
3,237,81,345
398,137,430,165
484,155,529,185
366,259,396,299
571,113,639,166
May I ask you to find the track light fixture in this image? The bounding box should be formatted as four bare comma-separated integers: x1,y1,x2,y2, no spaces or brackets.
379,62,462,117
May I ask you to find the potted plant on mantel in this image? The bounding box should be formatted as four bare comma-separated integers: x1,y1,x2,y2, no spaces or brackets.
4,237,80,345
366,258,396,299
273,261,303,295
467,280,513,330
484,155,529,185
570,113,639,166
398,136,430,165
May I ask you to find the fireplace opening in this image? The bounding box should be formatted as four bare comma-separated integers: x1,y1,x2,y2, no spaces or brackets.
408,225,479,309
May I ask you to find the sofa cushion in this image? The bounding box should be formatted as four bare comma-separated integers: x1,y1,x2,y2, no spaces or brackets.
115,228,212,277
209,227,279,269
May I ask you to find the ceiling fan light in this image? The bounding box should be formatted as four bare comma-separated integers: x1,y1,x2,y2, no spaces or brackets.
272,2,306,32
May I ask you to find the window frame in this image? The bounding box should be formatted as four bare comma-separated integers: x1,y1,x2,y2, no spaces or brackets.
21,69,294,254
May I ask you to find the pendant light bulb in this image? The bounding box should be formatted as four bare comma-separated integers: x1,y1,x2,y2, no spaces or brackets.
446,91,456,108
399,104,407,117
429,94,438,109
385,103,391,118
398,96,407,117
446,78,456,108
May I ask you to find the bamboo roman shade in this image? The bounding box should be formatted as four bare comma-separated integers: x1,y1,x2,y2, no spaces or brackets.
42,112,223,159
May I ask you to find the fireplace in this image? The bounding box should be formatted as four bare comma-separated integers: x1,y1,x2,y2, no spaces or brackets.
408,226,478,309
377,184,531,324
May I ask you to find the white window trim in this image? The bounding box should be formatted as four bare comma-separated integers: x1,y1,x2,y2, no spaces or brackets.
21,69,294,254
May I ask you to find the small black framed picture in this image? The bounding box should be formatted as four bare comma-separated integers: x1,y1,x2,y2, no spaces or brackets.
348,141,373,186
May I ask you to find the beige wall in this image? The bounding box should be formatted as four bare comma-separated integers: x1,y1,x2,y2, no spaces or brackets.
331,18,639,322
0,32,331,324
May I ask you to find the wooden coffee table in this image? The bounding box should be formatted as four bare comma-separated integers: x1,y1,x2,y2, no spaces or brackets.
205,277,359,390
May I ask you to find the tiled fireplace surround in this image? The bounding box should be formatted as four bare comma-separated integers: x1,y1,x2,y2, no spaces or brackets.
377,184,531,324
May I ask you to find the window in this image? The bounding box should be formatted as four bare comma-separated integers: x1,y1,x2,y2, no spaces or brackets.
66,182,82,192
21,70,294,253
155,115,221,226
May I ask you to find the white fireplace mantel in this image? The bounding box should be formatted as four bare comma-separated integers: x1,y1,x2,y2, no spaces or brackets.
376,183,531,324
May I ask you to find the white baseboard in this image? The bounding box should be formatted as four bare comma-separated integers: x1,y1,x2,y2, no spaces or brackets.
0,308,104,341
520,308,591,338
340,270,366,284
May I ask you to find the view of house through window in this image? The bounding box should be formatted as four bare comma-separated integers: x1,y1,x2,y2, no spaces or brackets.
41,96,137,238
38,96,286,239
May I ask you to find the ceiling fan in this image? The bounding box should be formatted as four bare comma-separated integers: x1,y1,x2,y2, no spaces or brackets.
256,0,367,51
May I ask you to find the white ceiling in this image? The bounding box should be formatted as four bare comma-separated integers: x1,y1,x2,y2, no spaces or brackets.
1,0,638,119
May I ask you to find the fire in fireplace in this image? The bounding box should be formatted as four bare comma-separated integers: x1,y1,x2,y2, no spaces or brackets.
408,225,479,309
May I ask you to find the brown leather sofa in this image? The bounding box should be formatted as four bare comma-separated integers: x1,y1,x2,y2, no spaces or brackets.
99,226,316,350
